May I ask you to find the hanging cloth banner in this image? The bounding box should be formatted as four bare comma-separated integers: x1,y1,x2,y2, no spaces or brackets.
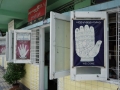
73,20,104,66
16,33,31,60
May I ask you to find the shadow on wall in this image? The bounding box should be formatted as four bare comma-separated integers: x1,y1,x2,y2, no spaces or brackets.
19,83,30,90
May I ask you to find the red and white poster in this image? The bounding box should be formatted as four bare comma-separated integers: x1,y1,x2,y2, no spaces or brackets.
28,0,47,23
0,40,6,55
16,33,31,60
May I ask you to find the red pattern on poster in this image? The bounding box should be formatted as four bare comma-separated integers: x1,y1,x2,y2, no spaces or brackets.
0,45,5,55
16,40,30,60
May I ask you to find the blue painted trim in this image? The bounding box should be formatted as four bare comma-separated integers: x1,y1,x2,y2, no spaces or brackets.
23,0,119,30
22,19,50,30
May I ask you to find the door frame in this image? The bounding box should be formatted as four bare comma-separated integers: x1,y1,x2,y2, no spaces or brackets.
39,24,50,90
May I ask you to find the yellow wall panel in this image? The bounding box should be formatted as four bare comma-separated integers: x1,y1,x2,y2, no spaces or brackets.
21,64,39,90
85,80,91,84
98,81,104,87
76,82,80,87
4,57,7,69
91,80,98,85
111,84,118,89
98,86,104,90
85,84,91,90
58,76,119,90
104,83,111,88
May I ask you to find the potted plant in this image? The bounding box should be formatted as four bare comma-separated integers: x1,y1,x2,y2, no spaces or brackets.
3,63,26,90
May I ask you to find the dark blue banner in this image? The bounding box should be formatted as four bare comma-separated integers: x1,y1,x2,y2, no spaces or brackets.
73,20,104,66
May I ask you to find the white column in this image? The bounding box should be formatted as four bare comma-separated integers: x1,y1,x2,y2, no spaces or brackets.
39,28,45,90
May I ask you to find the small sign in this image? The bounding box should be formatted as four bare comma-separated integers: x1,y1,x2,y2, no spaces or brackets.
73,20,104,66
16,33,31,60
28,0,47,25
43,19,48,24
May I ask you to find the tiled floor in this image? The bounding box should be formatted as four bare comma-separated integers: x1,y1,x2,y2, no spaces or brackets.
0,67,12,90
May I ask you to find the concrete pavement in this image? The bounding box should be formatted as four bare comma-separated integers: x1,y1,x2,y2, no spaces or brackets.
0,67,12,90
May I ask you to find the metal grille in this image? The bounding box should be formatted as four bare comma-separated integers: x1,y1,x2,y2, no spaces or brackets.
46,0,85,18
31,29,40,64
117,7,120,89
53,0,85,13
109,8,120,89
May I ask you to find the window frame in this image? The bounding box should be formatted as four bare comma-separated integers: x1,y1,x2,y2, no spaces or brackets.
6,32,9,61
13,30,32,63
8,30,14,62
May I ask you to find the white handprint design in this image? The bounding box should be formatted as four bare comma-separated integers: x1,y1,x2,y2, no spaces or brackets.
1,47,5,54
18,44,29,59
75,25,102,62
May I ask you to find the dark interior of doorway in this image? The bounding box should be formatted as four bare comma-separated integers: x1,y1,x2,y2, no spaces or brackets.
45,28,57,90
108,13,118,79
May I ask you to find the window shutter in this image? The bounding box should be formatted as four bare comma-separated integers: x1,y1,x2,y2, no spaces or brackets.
50,12,70,79
6,32,9,61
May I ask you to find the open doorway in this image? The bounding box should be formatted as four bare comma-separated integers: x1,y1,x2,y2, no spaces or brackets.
44,26,57,90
